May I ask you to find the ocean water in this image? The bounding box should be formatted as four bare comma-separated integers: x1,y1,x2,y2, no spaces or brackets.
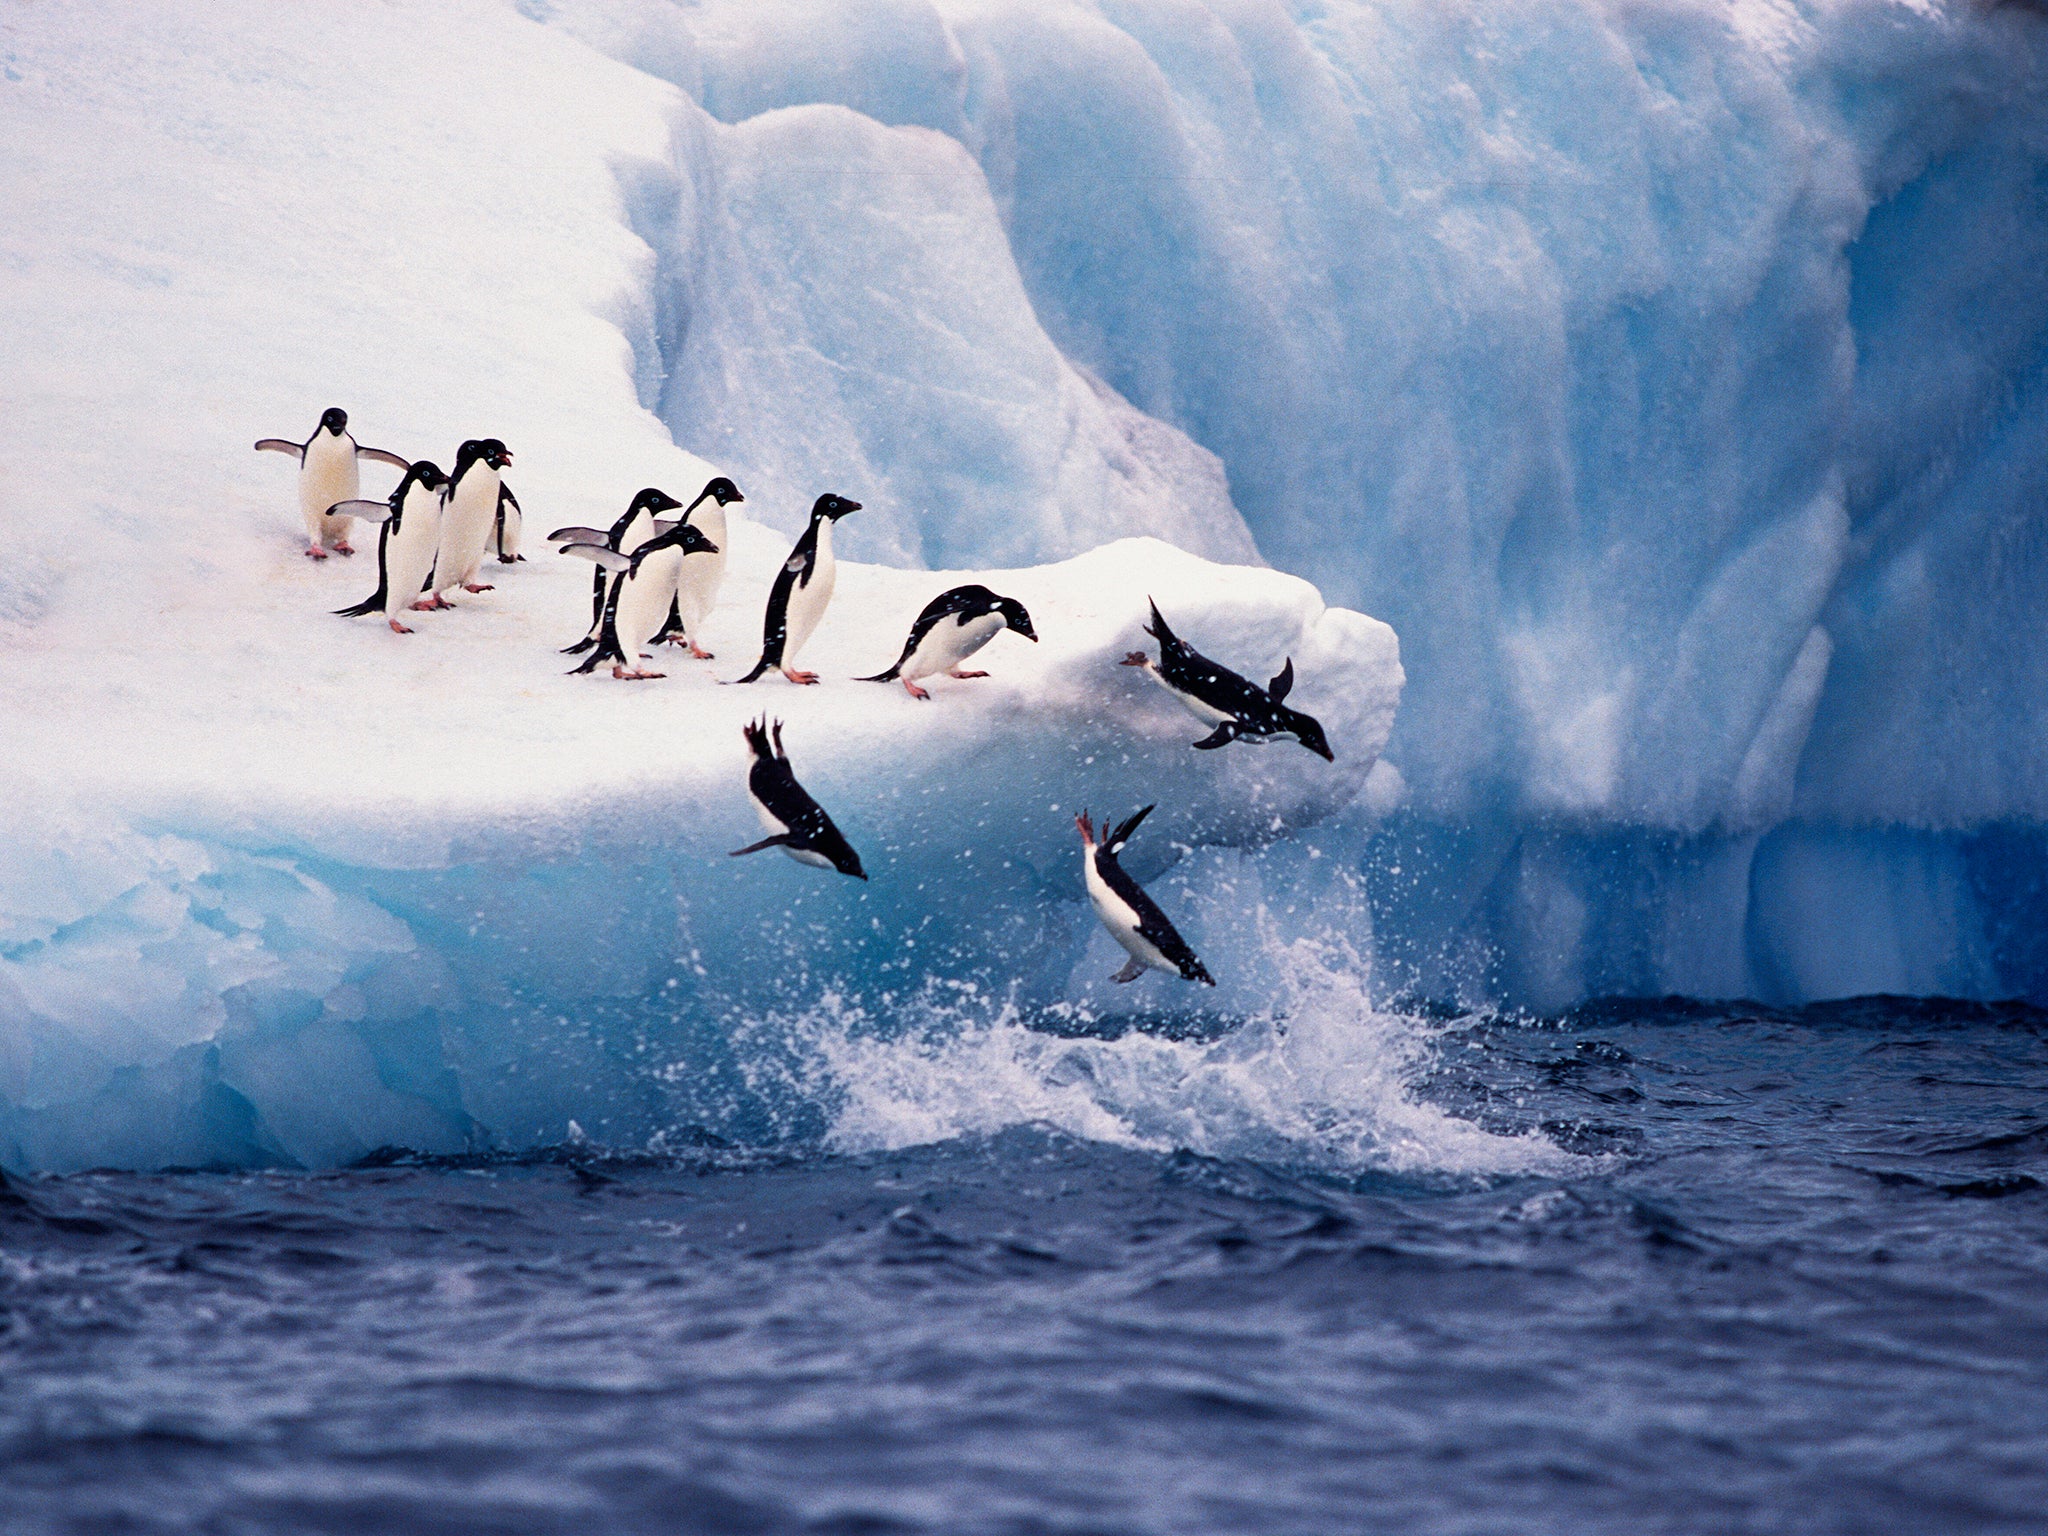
3,996,2045,1535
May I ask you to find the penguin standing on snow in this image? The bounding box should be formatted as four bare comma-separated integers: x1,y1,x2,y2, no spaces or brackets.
1121,598,1334,760
729,717,866,878
654,476,745,659
552,487,683,654
1076,805,1214,986
858,584,1038,699
493,484,525,564
559,517,719,680
424,438,513,606
732,494,860,685
255,407,410,559
329,460,448,632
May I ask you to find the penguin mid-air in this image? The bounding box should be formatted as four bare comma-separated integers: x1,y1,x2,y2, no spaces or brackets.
858,584,1038,699
732,493,860,685
559,517,720,680
493,484,525,564
653,476,745,659
329,460,449,632
552,487,683,654
1075,805,1214,986
254,406,410,559
729,717,866,878
424,438,513,606
1121,599,1334,760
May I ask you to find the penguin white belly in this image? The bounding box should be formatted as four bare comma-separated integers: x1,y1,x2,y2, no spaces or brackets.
747,785,828,866
903,612,1006,682
1083,855,1173,973
782,523,836,664
1147,670,1235,728
615,548,684,660
434,470,500,592
300,435,359,545
386,489,443,611
675,505,728,636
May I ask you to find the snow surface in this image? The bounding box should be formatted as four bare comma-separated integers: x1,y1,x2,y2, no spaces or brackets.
2,0,2046,1168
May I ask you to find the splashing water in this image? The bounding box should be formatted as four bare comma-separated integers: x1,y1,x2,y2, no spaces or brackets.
777,936,1572,1178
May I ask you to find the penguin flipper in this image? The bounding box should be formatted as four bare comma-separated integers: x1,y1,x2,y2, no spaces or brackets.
558,543,632,573
546,525,610,546
355,446,411,471
729,835,791,857
1111,957,1149,985
326,499,392,522
254,439,304,460
1192,724,1238,751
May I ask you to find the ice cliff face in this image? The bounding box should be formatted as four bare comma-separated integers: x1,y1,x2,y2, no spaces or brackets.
544,0,2048,1005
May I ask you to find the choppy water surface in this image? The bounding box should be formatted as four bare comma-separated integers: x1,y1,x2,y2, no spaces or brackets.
4,998,2046,1535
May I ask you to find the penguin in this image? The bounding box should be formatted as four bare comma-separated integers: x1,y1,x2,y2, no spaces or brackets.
254,406,410,559
330,460,449,632
729,717,866,878
493,484,525,563
858,584,1038,699
1120,598,1334,760
559,518,720,680
553,487,683,654
732,493,860,684
1075,805,1214,985
654,476,745,659
424,438,513,605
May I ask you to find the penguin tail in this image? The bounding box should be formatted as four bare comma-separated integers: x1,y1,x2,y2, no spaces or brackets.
333,597,382,619
560,635,597,655
854,666,900,683
1143,596,1172,644
729,835,790,858
729,656,772,685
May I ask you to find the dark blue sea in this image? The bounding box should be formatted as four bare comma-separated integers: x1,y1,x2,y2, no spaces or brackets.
4,997,2046,1535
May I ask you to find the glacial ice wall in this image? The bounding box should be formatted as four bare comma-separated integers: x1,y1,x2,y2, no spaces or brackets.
546,0,2048,1005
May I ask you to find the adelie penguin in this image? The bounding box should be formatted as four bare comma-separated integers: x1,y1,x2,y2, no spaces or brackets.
423,438,513,607
492,483,525,564
558,512,720,680
729,717,866,879
732,493,860,685
254,407,410,559
329,460,448,632
552,487,683,654
858,584,1038,699
653,476,744,659
1122,598,1334,760
1076,805,1214,986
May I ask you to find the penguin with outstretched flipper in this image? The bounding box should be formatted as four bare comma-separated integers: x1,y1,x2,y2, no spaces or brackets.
330,460,448,632
1120,598,1333,760
1075,805,1213,986
255,406,410,559
729,717,865,878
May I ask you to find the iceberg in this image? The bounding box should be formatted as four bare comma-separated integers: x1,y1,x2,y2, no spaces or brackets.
3,0,2045,1168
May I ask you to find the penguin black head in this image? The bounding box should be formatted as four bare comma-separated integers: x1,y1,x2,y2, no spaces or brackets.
701,477,744,506
1281,708,1334,762
996,595,1038,642
476,438,513,470
405,460,447,494
632,487,684,516
811,493,861,521
320,407,349,435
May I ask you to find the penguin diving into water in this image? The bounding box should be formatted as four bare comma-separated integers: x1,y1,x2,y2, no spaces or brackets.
254,407,410,559
1075,805,1214,986
551,486,684,655
730,717,866,879
424,438,513,607
653,476,745,659
1121,599,1334,760
558,514,720,680
732,493,860,685
858,585,1038,699
329,460,448,632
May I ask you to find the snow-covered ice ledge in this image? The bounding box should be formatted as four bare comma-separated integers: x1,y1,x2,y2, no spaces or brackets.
0,534,1400,1172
